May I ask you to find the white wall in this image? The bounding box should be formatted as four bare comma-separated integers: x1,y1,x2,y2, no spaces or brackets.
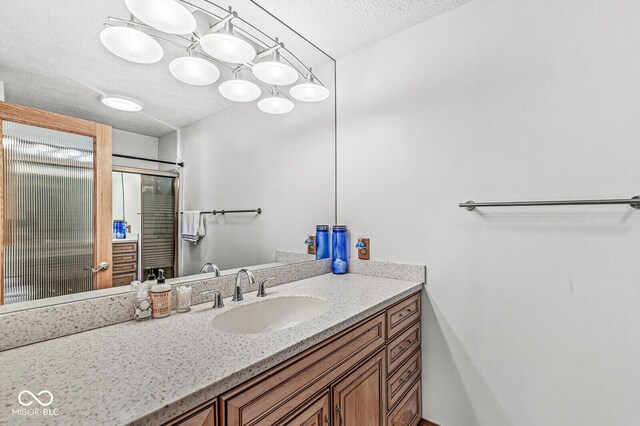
0,81,5,101
337,0,640,424
178,70,335,274
112,128,158,169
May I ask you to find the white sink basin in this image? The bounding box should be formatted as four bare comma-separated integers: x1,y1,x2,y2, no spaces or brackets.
210,296,330,334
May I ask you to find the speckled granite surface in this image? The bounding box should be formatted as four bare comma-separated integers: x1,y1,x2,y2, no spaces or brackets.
0,259,331,351
0,273,423,425
348,258,426,282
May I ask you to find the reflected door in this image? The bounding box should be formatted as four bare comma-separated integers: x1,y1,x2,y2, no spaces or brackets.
0,102,112,304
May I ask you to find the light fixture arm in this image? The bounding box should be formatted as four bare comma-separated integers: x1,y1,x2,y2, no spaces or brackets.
209,11,237,33
256,38,284,59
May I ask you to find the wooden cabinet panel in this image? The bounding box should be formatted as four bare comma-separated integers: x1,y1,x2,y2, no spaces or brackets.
113,252,137,263
387,294,420,340
275,392,330,426
332,350,386,426
387,379,420,426
167,401,217,426
220,313,385,425
113,262,137,273
387,350,420,411
113,242,137,253
112,272,136,286
387,321,420,375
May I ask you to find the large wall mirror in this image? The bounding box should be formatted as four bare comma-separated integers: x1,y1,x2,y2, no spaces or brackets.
0,0,335,311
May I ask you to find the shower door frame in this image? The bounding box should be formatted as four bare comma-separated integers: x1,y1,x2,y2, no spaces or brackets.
0,101,113,304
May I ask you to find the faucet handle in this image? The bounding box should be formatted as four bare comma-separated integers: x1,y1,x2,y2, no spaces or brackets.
257,278,274,297
200,289,225,309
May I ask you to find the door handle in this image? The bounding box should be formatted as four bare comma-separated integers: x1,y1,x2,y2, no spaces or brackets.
336,404,343,426
89,262,109,273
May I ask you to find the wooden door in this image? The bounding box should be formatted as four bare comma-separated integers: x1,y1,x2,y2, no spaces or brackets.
275,392,331,426
332,350,386,426
0,101,112,303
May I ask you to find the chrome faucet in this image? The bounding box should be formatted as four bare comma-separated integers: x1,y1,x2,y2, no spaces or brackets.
200,263,221,276
233,268,256,302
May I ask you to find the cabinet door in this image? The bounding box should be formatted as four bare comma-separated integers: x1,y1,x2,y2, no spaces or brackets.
332,350,386,426
276,392,331,426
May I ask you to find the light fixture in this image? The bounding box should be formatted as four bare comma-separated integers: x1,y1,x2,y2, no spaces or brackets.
252,50,298,86
125,0,197,34
100,94,144,112
257,91,294,114
100,26,163,64
169,55,220,85
218,75,261,102
290,70,329,102
200,22,256,64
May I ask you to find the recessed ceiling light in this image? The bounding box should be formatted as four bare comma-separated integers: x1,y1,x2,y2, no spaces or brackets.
169,56,220,86
252,51,298,86
100,26,163,64
257,94,294,114
200,22,256,64
125,0,197,34
218,78,261,102
100,94,144,112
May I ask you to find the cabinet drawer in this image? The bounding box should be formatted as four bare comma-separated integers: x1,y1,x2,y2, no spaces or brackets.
113,242,137,253
113,252,137,264
113,262,137,274
220,312,386,425
113,272,137,287
387,379,421,426
387,321,420,374
387,293,420,340
387,349,421,411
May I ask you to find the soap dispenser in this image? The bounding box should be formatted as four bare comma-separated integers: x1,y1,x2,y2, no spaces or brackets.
134,282,152,321
150,269,172,318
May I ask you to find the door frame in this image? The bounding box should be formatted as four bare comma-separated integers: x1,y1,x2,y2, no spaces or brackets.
112,165,180,277
0,101,113,303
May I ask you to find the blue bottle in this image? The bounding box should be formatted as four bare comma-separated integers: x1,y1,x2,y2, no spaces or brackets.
332,225,349,274
113,220,127,239
315,225,330,260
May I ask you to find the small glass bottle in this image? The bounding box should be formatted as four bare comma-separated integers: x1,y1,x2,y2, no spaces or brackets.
331,225,349,274
316,225,330,260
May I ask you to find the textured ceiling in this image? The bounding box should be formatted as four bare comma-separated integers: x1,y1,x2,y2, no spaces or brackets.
253,0,473,58
0,0,332,137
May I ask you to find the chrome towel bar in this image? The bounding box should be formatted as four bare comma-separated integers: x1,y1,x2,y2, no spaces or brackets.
459,196,640,211
180,208,262,215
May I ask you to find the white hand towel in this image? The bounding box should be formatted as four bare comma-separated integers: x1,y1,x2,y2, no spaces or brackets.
182,211,205,244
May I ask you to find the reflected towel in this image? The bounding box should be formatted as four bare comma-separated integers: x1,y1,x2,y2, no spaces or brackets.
182,211,205,244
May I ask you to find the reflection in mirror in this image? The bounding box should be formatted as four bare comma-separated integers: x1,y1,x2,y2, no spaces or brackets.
0,0,335,310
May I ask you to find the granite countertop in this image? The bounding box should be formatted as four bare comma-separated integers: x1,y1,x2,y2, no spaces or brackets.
112,235,139,243
0,273,422,425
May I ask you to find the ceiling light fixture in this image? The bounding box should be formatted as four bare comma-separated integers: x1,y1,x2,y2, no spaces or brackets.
218,74,261,102
257,90,294,114
125,0,197,34
252,50,299,86
200,21,256,64
289,69,329,102
169,55,220,85
100,26,163,64
100,94,144,112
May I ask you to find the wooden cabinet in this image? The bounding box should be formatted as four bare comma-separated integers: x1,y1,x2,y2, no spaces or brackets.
167,401,217,426
275,392,331,426
332,350,386,426
112,241,138,286
165,291,422,426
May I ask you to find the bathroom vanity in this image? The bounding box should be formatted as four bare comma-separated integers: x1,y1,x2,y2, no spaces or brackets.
168,291,421,426
0,268,424,426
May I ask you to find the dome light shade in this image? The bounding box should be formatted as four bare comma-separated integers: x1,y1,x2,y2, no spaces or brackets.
100,26,163,64
218,79,261,102
290,82,329,102
125,0,197,34
200,32,256,64
169,56,220,85
100,94,143,112
257,95,294,115
252,52,298,86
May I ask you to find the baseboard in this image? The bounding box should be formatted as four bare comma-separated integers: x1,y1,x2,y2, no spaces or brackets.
420,419,441,426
